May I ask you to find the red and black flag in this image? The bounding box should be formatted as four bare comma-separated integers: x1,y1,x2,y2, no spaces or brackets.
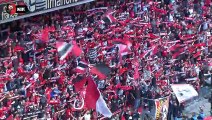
100,13,117,24
75,60,89,74
56,41,82,60
72,75,87,92
90,63,111,80
56,42,73,60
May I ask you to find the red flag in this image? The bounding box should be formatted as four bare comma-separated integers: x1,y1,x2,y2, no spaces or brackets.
90,64,111,80
101,12,117,24
90,64,110,79
75,60,88,74
56,41,82,60
85,77,112,117
72,76,87,92
72,41,82,57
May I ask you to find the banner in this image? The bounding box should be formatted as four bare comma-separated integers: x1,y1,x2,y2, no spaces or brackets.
23,0,83,12
155,97,169,120
0,0,95,24
171,84,198,103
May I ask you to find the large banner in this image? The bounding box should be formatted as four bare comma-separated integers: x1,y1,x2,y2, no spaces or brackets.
155,96,169,120
0,0,95,24
171,84,198,103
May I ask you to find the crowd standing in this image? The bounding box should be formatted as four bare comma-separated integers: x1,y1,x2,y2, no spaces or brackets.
0,0,212,119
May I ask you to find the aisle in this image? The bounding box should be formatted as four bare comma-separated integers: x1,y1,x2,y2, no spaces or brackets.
183,87,211,118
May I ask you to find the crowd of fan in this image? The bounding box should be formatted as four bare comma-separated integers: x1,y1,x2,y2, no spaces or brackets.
0,0,211,119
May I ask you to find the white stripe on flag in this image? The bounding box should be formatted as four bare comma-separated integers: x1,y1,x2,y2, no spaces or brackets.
76,66,85,71
106,15,112,23
58,42,68,52
96,94,112,117
60,45,73,60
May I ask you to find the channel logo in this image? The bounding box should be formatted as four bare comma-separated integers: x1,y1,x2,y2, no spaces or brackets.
5,3,17,15
5,3,28,15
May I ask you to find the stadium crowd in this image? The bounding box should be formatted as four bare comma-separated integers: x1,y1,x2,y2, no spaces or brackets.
0,0,212,119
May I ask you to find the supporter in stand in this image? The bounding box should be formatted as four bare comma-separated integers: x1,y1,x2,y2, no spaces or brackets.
0,0,211,119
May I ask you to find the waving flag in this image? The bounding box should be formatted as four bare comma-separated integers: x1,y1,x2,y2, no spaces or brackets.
113,38,132,62
72,41,83,57
101,13,116,24
56,41,82,60
56,42,73,60
115,44,131,63
72,75,87,92
116,44,128,54
85,77,112,118
113,38,132,49
194,43,206,48
90,64,111,80
75,61,89,74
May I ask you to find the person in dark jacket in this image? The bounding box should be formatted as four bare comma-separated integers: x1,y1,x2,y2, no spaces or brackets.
199,67,204,86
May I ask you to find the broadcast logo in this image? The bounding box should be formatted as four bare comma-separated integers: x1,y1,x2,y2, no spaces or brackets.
6,3,27,15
